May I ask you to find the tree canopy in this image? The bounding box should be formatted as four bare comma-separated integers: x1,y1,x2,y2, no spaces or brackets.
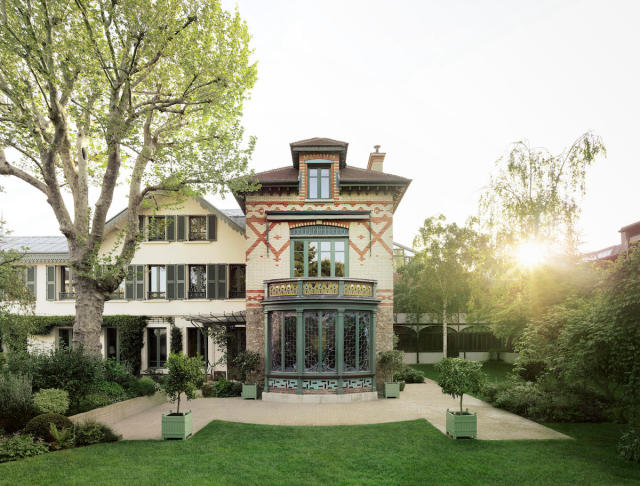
0,0,257,352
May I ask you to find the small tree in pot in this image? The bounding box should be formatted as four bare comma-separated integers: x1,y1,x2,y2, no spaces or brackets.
162,353,205,440
435,358,486,439
378,350,404,398
233,351,261,400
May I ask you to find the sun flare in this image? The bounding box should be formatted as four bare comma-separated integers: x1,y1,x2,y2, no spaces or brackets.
515,241,546,267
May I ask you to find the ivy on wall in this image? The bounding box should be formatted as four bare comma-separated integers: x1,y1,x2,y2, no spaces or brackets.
2,314,148,375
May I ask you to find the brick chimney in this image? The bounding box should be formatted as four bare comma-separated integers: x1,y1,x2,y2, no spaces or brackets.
367,145,385,172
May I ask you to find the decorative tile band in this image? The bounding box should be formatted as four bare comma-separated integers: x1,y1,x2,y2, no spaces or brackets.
343,282,373,297
302,281,339,295
268,377,373,394
268,282,299,297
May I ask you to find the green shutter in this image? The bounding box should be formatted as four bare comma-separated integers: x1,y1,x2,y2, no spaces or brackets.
167,216,176,241
46,266,56,301
177,215,186,241
135,265,144,300
207,264,215,299
207,215,217,241
177,264,185,299
125,265,134,299
167,264,176,300
216,264,226,300
26,266,36,298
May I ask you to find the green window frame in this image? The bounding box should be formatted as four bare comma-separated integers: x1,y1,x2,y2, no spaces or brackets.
307,166,331,199
291,238,347,277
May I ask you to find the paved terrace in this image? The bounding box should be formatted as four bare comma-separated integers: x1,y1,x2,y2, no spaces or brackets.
109,380,569,441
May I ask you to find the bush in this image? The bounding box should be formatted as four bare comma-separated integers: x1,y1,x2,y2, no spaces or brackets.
94,381,126,400
394,366,425,384
30,347,104,409
102,360,130,386
0,373,36,433
517,360,547,382
132,377,157,397
618,427,640,463
202,379,241,398
232,351,261,383
75,422,120,446
33,388,69,415
76,393,112,413
24,413,72,442
0,434,49,463
378,351,404,383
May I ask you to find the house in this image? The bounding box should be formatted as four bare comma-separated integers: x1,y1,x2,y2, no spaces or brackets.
1,137,411,401
586,219,640,261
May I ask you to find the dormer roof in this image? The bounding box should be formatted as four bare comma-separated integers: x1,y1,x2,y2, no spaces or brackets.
290,137,348,168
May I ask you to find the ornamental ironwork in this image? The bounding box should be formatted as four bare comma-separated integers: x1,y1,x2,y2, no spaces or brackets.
302,280,339,295
343,281,373,297
269,281,299,297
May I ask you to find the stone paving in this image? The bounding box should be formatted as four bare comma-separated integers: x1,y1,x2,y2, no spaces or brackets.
110,380,569,441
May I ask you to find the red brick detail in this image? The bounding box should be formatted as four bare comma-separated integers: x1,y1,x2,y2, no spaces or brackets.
245,219,290,262
349,240,368,262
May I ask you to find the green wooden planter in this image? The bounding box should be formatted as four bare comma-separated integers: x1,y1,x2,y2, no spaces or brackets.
446,409,477,439
161,410,193,440
384,382,400,398
242,383,258,399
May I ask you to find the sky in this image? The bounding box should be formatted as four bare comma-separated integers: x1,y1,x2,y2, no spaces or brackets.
1,0,639,252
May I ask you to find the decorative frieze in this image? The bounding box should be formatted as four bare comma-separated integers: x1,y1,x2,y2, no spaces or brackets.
302,280,339,295
268,281,299,297
343,281,373,297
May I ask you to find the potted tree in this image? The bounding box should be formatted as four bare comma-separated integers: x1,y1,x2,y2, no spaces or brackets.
378,350,404,398
162,353,205,440
233,350,261,399
434,358,485,439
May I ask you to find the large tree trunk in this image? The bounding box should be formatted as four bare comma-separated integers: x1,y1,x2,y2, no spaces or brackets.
72,277,105,355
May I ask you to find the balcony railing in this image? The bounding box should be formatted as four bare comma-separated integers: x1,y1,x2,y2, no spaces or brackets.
264,278,376,301
188,290,206,299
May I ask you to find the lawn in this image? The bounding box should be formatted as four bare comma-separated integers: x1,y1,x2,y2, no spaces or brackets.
410,359,514,383
1,420,638,486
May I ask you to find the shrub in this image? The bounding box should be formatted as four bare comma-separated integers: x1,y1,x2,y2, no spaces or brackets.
516,360,547,382
0,373,36,433
618,427,640,463
0,434,49,463
48,423,74,450
24,413,72,442
33,388,69,415
132,377,157,397
30,347,104,408
102,360,130,386
232,351,261,383
77,393,112,413
378,351,404,383
75,422,120,446
435,358,486,414
202,379,241,398
94,381,126,401
170,326,183,355
164,353,205,414
394,366,425,384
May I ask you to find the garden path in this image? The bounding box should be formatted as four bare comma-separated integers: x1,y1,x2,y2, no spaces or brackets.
109,380,569,441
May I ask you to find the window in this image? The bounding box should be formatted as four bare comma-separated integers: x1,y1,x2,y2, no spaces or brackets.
148,216,166,241
304,311,336,372
111,280,125,300
344,311,371,371
189,216,207,241
58,328,73,348
187,328,208,361
308,166,331,199
60,266,75,299
292,239,347,277
147,328,167,368
148,265,166,299
270,311,297,372
188,265,206,299
105,327,119,360
229,264,246,298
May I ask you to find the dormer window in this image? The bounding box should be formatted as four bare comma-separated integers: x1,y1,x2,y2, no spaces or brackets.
308,166,331,199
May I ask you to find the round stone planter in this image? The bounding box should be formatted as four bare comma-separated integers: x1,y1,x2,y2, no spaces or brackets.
445,409,477,439
161,410,193,440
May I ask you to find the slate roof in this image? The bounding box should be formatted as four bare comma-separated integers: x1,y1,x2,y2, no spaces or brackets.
290,137,349,168
0,236,68,253
252,164,410,186
220,209,245,230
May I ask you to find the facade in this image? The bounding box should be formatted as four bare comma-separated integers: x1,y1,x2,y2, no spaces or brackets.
587,219,640,261
1,137,410,399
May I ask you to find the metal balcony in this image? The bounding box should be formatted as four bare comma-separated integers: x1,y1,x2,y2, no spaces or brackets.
263,277,377,301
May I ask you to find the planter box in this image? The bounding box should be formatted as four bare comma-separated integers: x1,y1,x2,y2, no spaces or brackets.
162,410,193,440
242,383,258,400
446,409,477,439
384,382,400,398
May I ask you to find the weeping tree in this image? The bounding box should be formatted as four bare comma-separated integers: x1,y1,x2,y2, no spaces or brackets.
0,0,257,353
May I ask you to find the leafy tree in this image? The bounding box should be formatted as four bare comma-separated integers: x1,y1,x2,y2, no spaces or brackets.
399,215,487,358
232,350,260,384
164,352,205,414
0,0,257,353
435,357,485,414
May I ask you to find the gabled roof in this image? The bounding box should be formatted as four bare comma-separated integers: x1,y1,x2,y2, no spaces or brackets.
0,236,69,263
104,196,245,235
290,137,348,168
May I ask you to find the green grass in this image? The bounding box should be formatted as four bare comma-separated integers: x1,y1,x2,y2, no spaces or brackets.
410,360,514,384
1,420,638,485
